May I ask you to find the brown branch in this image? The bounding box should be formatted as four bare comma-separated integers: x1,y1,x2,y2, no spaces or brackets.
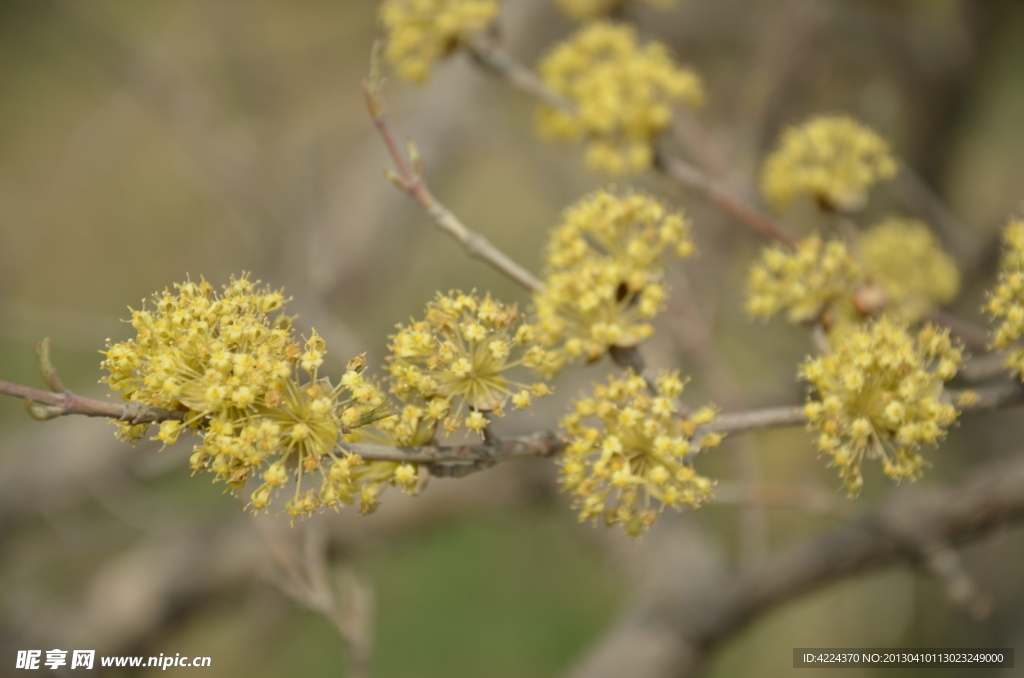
0,379,184,425
565,454,1024,678
465,33,573,111
340,431,563,464
2,374,1020,463
652,150,798,247
699,458,1024,653
362,69,541,293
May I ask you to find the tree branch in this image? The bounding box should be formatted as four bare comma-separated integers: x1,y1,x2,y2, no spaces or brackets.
362,66,542,293
4,363,1021,462
565,454,1024,678
0,379,184,425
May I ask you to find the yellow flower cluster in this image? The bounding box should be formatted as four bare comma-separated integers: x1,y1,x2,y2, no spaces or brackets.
861,218,960,323
101,275,413,520
746,234,861,323
534,191,694,370
387,290,554,435
800,318,962,495
556,0,676,20
984,218,1024,379
537,22,704,174
559,370,721,536
380,0,498,83
761,115,898,212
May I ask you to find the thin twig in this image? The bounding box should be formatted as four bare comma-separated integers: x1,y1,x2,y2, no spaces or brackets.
465,33,573,111
653,150,798,246
362,63,541,293
258,524,375,678
0,378,184,425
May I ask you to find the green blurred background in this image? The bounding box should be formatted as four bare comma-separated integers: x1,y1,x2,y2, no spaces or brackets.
1,0,1023,676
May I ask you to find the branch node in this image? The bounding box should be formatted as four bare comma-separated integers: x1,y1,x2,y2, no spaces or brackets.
121,401,150,426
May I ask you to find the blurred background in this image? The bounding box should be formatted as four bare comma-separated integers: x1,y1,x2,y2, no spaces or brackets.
1,0,1024,676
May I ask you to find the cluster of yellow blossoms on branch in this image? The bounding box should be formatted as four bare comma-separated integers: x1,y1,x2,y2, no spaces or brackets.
800,320,962,495
746,221,960,330
537,22,704,174
534,190,694,371
746,234,862,324
102,276,416,519
761,115,898,213
387,290,555,434
380,0,498,83
860,218,961,324
560,370,720,536
746,114,974,495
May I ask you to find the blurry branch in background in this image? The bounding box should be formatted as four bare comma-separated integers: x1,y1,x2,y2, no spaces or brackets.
461,34,799,247
22,462,555,658
261,524,375,678
565,455,1024,678
891,167,976,266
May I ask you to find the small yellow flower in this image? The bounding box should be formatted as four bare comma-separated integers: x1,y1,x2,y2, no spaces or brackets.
154,420,183,447
761,115,897,212
860,218,960,323
380,0,498,83
465,411,488,432
537,22,704,174
559,369,721,536
800,317,963,495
